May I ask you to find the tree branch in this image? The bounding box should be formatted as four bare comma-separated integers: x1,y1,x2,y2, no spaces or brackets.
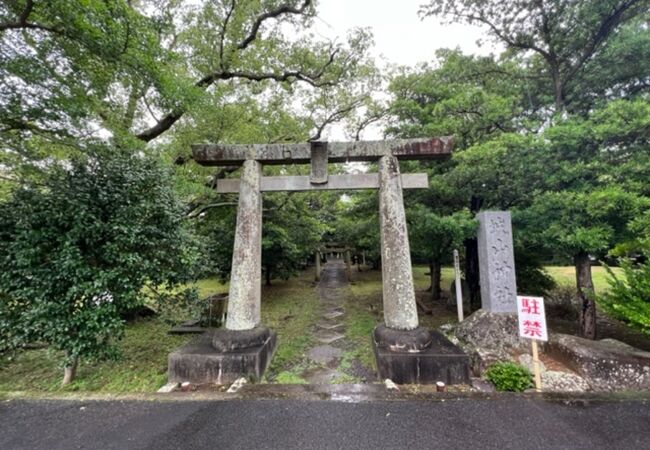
137,65,337,142
0,0,59,33
309,97,365,141
564,0,641,85
135,0,329,143
354,110,388,141
218,0,236,70
187,202,238,218
237,0,312,50
456,12,552,60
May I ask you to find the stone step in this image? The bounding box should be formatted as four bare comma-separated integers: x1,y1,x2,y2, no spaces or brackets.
323,311,344,319
307,345,343,365
317,322,344,330
315,331,345,344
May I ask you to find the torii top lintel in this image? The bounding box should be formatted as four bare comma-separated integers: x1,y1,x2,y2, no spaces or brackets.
192,137,453,167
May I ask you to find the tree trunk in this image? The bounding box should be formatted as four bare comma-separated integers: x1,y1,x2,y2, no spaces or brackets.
429,260,442,301
265,267,272,286
62,356,78,386
466,195,483,310
575,252,596,339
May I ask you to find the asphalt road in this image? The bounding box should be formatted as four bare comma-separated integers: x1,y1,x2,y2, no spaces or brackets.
2,396,649,450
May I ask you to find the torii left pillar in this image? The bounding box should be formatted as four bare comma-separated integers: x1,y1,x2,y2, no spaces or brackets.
168,159,277,385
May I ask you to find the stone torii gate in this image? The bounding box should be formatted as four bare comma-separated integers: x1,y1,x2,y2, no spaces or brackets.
168,137,470,385
315,244,353,282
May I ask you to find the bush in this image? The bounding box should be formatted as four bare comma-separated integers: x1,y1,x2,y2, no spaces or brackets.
0,149,202,384
545,285,581,319
600,259,650,335
485,362,533,392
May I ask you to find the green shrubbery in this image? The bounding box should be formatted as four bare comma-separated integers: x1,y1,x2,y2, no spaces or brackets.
601,259,650,335
0,150,202,384
485,362,533,392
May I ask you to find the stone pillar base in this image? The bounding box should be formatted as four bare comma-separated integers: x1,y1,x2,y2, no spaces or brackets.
168,327,277,385
372,325,470,385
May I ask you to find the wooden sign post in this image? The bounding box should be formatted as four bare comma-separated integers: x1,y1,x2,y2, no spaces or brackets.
453,249,463,322
516,295,548,392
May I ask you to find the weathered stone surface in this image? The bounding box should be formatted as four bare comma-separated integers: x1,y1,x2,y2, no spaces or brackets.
315,331,345,344
225,159,262,330
192,137,453,166
168,330,277,384
317,321,344,330
547,334,650,391
453,309,530,376
476,211,517,313
455,309,529,352
373,324,432,353
541,370,590,392
378,155,419,330
471,377,496,393
518,353,547,374
324,310,344,319
468,347,511,376
307,345,343,365
216,173,430,193
212,326,271,352
310,141,329,184
302,367,342,384
373,330,470,385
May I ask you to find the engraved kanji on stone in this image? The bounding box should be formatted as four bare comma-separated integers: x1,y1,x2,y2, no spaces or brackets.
477,211,518,313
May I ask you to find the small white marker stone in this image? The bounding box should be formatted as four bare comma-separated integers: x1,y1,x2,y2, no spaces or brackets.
384,379,399,391
227,377,248,393
157,382,179,393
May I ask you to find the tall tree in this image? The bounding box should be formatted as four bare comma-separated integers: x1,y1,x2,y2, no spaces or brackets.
1,0,376,166
421,0,650,114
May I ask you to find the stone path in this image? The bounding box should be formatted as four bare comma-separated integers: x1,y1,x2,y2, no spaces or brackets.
303,258,349,383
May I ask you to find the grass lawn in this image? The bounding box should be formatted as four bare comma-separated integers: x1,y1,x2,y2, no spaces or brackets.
262,270,319,383
0,319,191,393
543,266,621,292
351,266,459,329
0,271,318,393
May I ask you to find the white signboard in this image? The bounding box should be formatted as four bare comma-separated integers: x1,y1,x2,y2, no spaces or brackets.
516,296,548,342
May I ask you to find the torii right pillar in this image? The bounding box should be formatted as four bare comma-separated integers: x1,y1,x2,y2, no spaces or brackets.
372,155,470,385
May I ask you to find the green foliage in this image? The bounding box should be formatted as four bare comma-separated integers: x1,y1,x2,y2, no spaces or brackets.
524,187,642,258
601,259,650,335
262,192,329,283
388,50,526,148
408,207,476,264
274,372,308,384
152,288,203,326
421,0,650,113
485,362,533,392
513,252,556,296
0,149,201,368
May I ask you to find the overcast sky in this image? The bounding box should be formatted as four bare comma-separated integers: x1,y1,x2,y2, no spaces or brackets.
307,0,501,140
313,0,499,67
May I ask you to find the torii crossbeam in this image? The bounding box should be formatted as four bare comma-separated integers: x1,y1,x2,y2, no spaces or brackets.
192,137,452,166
